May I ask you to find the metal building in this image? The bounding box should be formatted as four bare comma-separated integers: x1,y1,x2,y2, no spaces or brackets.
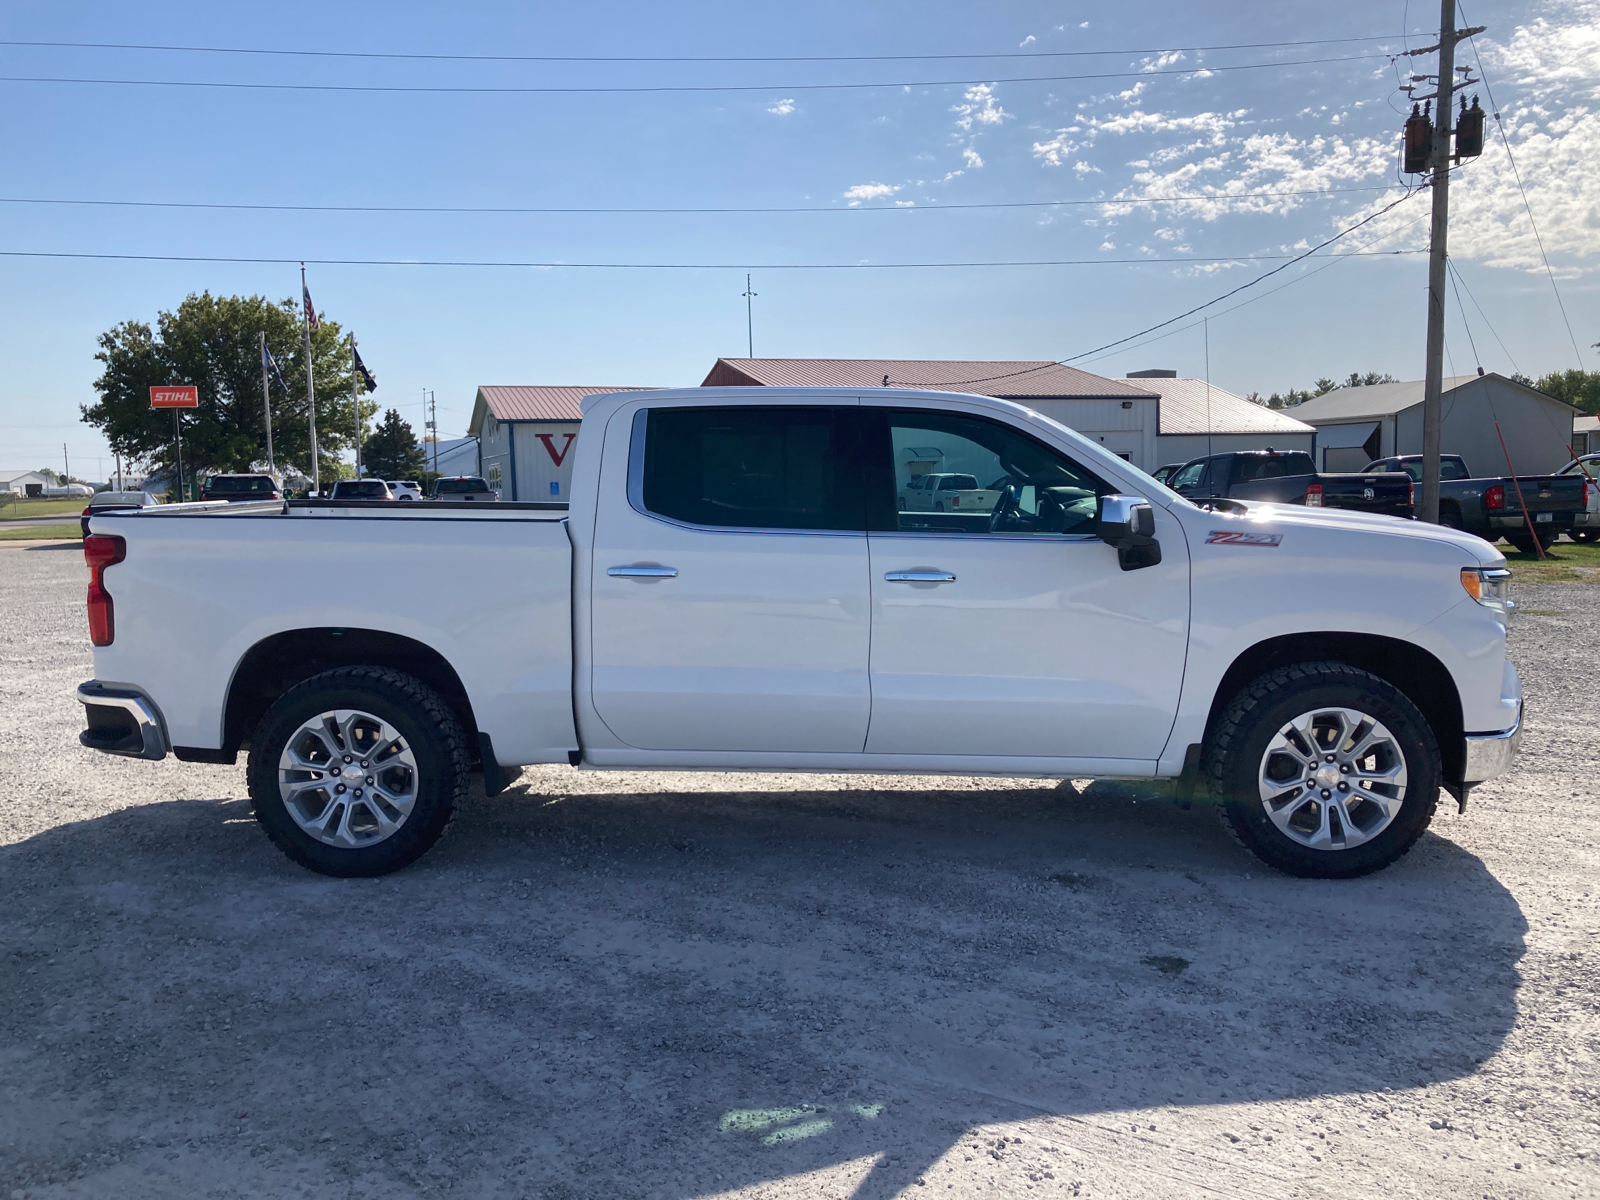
700,359,1312,471
1286,373,1580,475
468,386,656,501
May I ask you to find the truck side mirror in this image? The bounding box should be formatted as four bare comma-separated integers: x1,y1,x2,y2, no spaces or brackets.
1096,494,1162,571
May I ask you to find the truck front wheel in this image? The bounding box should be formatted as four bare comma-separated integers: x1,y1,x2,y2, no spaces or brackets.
247,666,469,877
1204,661,1440,879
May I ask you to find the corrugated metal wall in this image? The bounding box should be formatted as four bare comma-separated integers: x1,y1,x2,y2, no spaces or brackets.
511,422,582,501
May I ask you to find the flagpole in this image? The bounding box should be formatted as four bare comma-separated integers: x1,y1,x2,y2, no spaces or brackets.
350,334,362,479
260,331,276,476
302,263,319,494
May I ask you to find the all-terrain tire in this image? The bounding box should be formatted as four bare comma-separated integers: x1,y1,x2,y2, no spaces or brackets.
1204,660,1441,879
247,666,469,877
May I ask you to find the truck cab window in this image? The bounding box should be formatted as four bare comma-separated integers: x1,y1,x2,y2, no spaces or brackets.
876,409,1107,535
640,406,866,531
1170,460,1206,490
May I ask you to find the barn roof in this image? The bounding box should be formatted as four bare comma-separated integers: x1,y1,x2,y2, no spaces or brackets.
1129,377,1316,436
470,385,657,433
702,358,1157,400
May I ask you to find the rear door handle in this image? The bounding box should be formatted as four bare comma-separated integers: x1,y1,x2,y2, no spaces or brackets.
884,570,956,583
608,565,678,578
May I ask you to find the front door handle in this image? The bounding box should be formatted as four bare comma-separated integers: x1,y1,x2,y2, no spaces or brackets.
608,565,678,578
884,570,956,583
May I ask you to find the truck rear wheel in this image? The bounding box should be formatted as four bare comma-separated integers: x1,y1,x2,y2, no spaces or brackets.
247,666,469,877
1204,661,1440,879
1506,526,1555,554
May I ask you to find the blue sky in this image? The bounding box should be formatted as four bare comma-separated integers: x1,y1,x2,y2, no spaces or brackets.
2,0,1596,475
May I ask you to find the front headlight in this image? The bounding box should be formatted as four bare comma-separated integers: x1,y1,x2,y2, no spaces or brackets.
1461,567,1513,613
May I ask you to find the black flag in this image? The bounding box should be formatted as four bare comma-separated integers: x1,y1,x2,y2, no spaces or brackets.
352,346,377,393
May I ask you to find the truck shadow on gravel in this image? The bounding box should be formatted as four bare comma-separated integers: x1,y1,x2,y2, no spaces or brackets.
1,774,1526,1199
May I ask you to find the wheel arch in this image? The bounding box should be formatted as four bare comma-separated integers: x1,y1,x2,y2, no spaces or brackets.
1205,632,1465,784
223,628,479,763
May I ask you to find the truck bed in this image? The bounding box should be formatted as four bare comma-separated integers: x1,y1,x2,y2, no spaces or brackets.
87,502,577,764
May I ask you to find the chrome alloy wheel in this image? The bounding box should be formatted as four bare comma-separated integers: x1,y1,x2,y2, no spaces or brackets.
277,708,419,848
1257,706,1408,851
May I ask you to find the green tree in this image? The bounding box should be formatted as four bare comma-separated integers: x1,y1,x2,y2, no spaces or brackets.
81,291,376,480
1529,369,1600,415
363,409,427,481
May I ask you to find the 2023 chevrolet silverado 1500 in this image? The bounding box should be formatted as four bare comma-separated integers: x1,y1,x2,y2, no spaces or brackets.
1166,450,1415,517
1363,454,1584,553
77,387,1522,880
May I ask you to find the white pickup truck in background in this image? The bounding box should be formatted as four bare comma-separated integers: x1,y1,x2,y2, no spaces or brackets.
77,387,1522,880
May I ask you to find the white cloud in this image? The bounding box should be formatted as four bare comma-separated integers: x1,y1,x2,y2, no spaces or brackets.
1073,161,1102,175
1032,133,1080,167
1100,240,1117,251
1080,21,1089,28
963,147,984,168
951,84,1010,130
767,98,796,115
1019,34,1036,47
843,182,899,206
1140,50,1186,73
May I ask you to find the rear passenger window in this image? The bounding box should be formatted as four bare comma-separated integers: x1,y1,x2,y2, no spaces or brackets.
640,406,865,531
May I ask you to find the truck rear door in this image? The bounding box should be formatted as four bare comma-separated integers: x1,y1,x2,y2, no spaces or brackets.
588,403,873,753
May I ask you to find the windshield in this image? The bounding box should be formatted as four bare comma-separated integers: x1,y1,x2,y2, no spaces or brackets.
435,478,490,495
1560,457,1600,477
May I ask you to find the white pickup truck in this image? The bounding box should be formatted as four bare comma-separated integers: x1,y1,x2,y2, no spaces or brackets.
76,386,1522,881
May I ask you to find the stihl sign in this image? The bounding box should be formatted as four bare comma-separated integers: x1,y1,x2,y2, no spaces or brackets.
149,385,199,409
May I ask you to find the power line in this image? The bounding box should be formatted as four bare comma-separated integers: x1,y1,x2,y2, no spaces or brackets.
0,54,1393,96
1446,258,1520,375
1459,9,1585,366
0,248,1425,270
1076,211,1429,365
1446,259,1484,373
0,35,1409,65
923,188,1423,387
0,184,1402,217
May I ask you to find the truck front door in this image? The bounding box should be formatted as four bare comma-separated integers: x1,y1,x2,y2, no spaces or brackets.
862,405,1190,765
588,403,872,753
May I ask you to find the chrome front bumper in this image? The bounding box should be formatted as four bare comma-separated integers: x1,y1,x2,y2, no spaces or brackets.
76,680,168,761
1463,698,1522,784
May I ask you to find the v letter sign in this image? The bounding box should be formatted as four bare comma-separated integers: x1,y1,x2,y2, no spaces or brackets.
535,433,577,466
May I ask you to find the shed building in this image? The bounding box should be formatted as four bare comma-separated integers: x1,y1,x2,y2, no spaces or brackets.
0,470,52,497
1120,371,1315,469
701,359,1312,470
468,386,657,501
1285,373,1579,475
1572,414,1600,457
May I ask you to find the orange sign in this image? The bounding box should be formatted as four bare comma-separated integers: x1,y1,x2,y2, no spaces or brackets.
150,385,199,409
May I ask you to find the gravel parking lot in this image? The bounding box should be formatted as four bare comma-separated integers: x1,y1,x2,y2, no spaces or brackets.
2,540,1597,1200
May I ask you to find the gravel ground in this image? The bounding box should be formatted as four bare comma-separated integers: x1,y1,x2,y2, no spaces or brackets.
2,541,1597,1200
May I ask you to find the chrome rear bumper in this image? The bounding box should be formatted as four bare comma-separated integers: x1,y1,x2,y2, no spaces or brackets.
76,680,168,761
1463,699,1522,784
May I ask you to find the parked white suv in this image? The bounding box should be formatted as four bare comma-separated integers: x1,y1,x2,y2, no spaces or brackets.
76,387,1521,881
387,480,423,502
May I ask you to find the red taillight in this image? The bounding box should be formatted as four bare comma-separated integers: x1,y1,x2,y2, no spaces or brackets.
1305,482,1324,507
1486,484,1505,511
84,534,125,647
951,495,960,507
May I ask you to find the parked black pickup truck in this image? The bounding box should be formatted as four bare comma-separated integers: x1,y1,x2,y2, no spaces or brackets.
1164,450,1415,517
1363,454,1584,552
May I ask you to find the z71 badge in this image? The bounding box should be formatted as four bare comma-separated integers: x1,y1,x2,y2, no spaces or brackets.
1206,530,1283,546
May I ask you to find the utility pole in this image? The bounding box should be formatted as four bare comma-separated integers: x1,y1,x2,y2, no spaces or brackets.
1409,1,1484,523
259,331,276,476
742,274,757,358
428,391,438,474
63,443,69,487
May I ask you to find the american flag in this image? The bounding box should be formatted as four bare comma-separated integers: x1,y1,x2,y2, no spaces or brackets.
303,283,319,331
